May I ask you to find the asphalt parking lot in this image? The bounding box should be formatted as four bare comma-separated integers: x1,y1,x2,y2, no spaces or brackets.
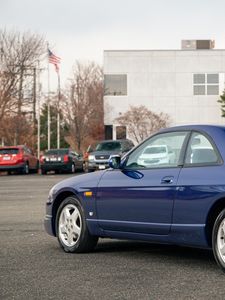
1,173,225,300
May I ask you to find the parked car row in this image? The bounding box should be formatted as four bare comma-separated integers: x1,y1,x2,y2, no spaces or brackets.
0,139,135,175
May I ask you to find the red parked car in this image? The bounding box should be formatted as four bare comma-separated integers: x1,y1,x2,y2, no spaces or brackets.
0,145,39,175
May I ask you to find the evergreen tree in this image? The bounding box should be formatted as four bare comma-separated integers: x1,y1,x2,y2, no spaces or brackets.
218,90,225,117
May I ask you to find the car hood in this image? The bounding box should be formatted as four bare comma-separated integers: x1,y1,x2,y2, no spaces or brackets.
51,170,106,198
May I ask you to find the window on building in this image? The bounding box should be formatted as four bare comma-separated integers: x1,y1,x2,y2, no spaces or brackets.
116,126,126,139
193,73,219,95
104,74,127,96
105,125,113,140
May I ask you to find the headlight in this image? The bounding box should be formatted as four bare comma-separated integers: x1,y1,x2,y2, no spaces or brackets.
47,185,56,203
88,155,95,161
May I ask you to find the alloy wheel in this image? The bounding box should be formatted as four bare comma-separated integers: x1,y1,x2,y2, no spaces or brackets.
216,218,225,264
58,204,82,247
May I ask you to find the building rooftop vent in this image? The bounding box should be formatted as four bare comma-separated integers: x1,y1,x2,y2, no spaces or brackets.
181,40,215,50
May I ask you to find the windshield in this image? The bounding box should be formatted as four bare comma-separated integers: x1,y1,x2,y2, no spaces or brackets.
95,142,121,151
0,148,19,155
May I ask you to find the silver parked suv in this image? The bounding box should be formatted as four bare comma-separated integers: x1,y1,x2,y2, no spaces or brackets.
83,139,134,172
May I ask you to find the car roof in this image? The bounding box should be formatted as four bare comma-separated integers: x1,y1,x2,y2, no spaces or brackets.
46,148,69,151
0,145,24,149
94,139,131,144
160,124,225,133
146,144,167,147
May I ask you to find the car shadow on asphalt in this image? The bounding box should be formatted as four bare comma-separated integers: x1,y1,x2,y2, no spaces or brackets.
95,239,215,269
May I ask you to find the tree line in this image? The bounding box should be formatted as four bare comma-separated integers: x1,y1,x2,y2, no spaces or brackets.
0,29,174,153
0,29,104,153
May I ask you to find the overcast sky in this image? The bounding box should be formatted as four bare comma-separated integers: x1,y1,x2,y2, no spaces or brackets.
1,0,225,89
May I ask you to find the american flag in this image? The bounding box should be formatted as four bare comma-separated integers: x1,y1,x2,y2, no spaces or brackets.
48,48,61,73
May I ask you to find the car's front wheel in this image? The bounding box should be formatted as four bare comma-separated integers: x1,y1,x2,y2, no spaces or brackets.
56,196,98,253
71,163,75,174
212,209,225,272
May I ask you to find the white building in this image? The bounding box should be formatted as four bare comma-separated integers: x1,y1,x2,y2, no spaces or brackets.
103,40,225,141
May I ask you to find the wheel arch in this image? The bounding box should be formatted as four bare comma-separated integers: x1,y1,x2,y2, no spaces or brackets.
52,190,80,236
206,197,225,247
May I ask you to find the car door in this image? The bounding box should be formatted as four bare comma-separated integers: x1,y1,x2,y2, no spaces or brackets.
26,147,36,169
173,130,224,231
96,131,189,235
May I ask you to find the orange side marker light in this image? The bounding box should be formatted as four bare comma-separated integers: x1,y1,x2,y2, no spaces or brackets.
84,191,93,197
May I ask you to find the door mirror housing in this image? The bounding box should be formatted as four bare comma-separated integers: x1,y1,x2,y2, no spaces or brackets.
109,155,121,169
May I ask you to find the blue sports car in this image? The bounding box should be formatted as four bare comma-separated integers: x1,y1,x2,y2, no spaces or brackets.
44,125,225,272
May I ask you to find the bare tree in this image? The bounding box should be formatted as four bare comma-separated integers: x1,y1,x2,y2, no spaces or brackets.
115,105,170,144
0,69,18,121
0,29,45,146
63,62,104,151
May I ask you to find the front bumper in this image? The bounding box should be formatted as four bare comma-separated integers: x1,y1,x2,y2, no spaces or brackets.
87,161,110,171
44,201,55,236
44,213,55,236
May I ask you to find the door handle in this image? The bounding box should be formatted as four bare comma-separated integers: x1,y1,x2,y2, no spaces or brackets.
161,176,174,184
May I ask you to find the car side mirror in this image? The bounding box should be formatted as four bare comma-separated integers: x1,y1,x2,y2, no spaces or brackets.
109,155,121,169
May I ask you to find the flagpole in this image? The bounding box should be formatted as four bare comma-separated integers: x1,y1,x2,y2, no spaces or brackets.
37,60,41,160
47,43,51,150
48,46,61,150
57,71,60,149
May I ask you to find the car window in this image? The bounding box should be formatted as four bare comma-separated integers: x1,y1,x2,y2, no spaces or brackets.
46,149,69,155
125,131,188,169
71,152,79,157
25,147,32,155
123,141,134,151
184,132,219,165
129,142,134,149
95,142,121,151
0,148,19,155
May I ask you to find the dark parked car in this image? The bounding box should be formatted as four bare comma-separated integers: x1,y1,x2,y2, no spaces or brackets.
0,145,39,175
45,125,225,272
40,148,83,175
83,139,134,172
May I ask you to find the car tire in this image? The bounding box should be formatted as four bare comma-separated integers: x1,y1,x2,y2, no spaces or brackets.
56,196,98,253
23,163,29,175
212,208,225,272
83,162,89,173
34,161,39,174
71,163,75,174
41,169,46,175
